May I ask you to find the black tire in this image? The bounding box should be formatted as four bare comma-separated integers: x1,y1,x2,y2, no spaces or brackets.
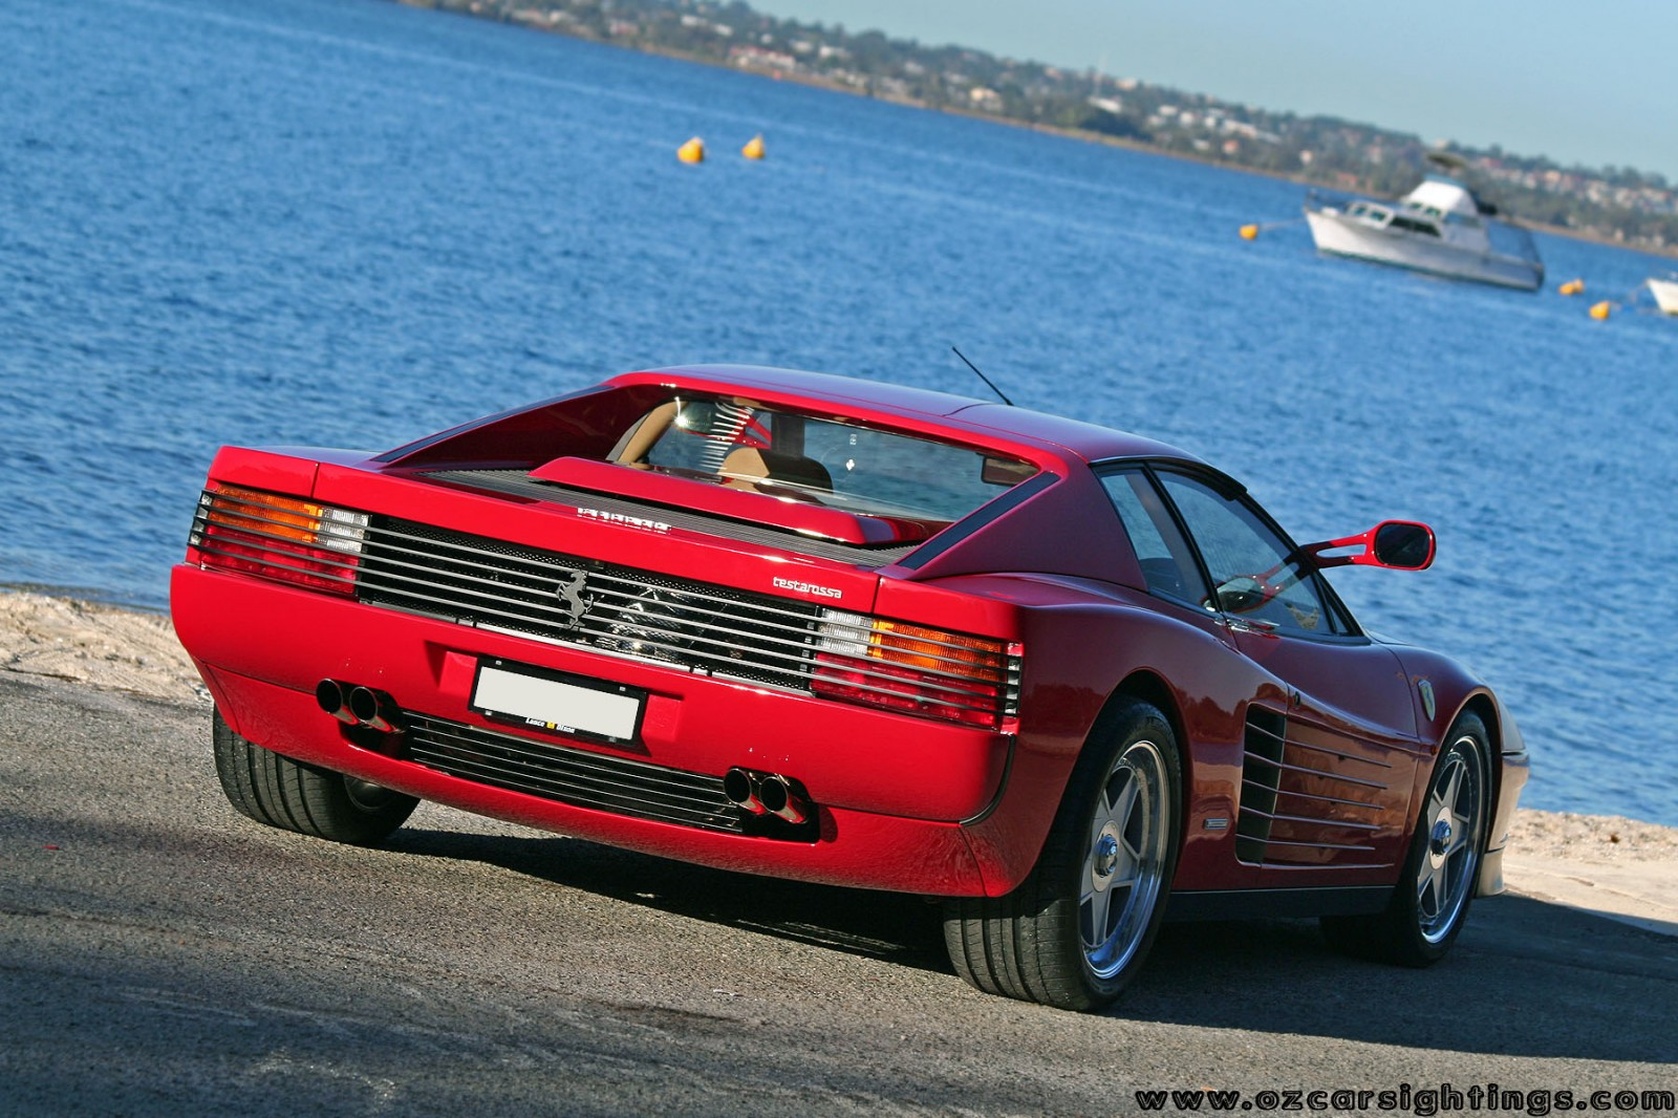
1321,711,1490,966
212,708,418,846
944,697,1182,1011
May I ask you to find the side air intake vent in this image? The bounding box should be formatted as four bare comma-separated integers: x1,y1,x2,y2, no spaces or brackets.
1236,707,1288,864
1235,706,1392,869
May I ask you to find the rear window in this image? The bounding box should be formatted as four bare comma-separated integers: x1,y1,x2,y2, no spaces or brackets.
613,395,1037,525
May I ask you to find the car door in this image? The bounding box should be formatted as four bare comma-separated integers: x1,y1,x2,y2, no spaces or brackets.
1144,468,1424,882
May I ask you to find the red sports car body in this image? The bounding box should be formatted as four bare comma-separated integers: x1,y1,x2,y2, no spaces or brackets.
171,366,1528,1009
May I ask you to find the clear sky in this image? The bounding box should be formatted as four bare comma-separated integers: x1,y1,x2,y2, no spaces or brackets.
747,0,1678,183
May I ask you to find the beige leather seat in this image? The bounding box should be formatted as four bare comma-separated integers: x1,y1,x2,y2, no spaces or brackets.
719,447,832,492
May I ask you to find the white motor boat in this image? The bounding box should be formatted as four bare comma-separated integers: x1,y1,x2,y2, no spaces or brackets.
1304,174,1544,291
1649,276,1678,315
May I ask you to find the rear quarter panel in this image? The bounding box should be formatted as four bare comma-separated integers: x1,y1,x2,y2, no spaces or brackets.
910,573,1264,895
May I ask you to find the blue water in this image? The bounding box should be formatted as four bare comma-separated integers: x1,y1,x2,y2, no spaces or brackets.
4,0,1677,826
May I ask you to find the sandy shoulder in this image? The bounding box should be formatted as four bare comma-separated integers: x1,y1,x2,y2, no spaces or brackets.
3,588,1672,936
0,589,206,704
1503,811,1678,937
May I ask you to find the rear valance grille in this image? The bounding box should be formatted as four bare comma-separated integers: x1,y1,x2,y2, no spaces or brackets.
404,713,744,833
356,518,825,691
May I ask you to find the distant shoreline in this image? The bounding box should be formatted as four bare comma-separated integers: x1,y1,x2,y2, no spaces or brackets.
424,4,1678,265
739,63,1675,261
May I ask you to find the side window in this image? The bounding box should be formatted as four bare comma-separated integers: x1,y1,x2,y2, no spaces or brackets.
1100,471,1210,608
1155,473,1341,636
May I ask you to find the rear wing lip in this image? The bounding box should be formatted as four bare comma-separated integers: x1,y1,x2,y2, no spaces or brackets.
527,456,945,546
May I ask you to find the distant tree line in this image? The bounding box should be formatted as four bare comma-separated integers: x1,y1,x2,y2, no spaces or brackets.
399,0,1678,254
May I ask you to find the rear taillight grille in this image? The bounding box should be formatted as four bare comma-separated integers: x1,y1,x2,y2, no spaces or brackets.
189,485,364,595
811,611,1021,730
356,521,1022,729
189,494,1023,730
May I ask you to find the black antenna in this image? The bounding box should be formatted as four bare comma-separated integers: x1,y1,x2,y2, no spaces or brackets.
951,345,1013,406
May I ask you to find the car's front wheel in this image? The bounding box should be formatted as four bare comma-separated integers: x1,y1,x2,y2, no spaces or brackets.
943,697,1181,1011
1321,711,1490,965
212,709,418,846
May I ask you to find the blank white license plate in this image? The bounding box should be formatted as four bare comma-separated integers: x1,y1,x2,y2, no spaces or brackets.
471,660,643,745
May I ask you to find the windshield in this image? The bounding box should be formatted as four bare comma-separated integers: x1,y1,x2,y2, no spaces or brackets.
613,395,1038,525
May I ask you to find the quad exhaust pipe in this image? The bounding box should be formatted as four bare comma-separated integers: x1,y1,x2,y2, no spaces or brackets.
722,767,764,815
316,678,356,724
755,773,808,826
316,678,402,733
723,767,810,825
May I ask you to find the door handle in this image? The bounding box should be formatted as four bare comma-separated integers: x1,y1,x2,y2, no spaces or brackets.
1223,615,1279,635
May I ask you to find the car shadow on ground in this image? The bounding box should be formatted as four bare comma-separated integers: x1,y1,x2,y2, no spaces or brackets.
1127,901,1678,1063
387,825,953,972
389,825,1678,1063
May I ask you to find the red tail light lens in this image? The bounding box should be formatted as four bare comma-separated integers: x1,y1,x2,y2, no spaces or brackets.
811,610,1020,730
189,484,365,596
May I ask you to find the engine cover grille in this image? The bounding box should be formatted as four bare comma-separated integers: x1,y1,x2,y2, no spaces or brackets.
355,518,825,691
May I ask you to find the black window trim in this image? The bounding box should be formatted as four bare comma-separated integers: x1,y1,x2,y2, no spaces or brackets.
895,468,1061,570
1094,463,1214,615
1093,459,1369,644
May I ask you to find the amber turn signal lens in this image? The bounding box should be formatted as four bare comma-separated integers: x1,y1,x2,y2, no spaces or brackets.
189,484,366,596
813,610,1018,730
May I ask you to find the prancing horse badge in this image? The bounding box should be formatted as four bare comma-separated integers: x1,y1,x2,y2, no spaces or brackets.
553,569,590,629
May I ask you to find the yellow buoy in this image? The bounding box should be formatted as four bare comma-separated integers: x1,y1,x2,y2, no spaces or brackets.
741,133,765,160
1558,278,1585,296
677,137,705,164
1238,224,1259,240
1588,300,1613,321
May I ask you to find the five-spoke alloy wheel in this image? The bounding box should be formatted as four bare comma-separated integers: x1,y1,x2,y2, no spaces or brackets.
1322,711,1490,965
945,697,1181,1011
1080,737,1173,982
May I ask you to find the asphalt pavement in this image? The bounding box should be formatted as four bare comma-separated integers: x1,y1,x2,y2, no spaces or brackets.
2,673,1674,1116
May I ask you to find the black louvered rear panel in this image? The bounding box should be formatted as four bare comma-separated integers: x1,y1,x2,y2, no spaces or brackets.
355,518,824,691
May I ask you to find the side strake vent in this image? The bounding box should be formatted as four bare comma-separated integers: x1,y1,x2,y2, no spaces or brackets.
355,518,825,691
1236,707,1288,864
1236,706,1390,868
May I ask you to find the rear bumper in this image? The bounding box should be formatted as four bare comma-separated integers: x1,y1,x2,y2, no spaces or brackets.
173,563,1016,896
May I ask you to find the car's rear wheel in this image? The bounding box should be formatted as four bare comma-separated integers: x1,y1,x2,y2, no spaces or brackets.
1321,711,1490,965
212,708,418,846
943,697,1181,1011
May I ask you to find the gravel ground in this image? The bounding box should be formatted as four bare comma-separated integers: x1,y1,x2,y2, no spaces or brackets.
3,589,1676,1114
